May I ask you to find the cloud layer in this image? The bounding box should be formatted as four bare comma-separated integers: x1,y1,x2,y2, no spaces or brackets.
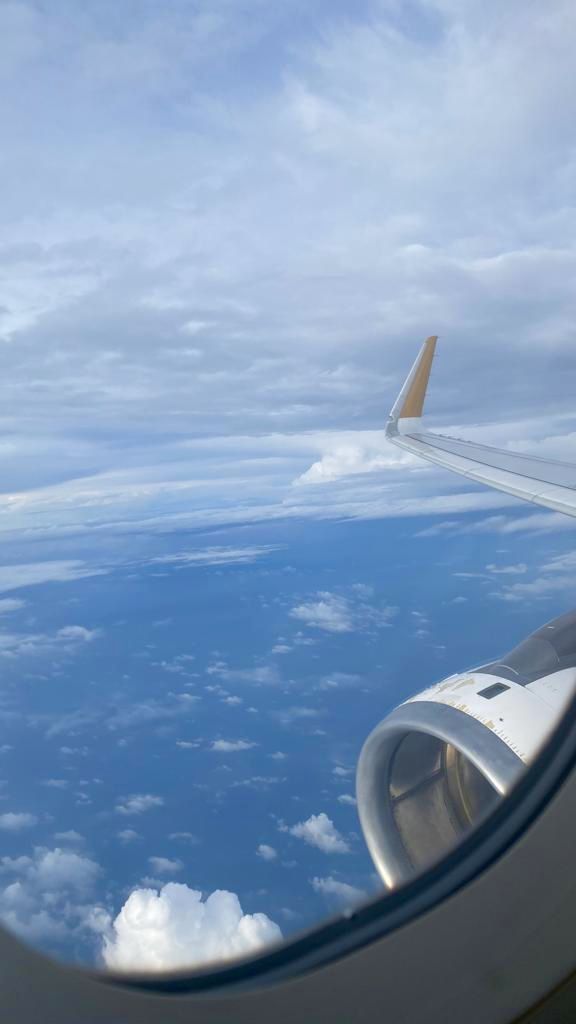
0,0,575,542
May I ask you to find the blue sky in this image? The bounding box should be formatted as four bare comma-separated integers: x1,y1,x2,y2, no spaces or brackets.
1,0,576,972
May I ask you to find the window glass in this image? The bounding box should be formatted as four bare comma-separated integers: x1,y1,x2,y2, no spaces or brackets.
0,0,575,975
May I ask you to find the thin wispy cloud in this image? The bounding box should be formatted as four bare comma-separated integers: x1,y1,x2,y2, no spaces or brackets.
0,562,108,594
490,549,576,602
311,876,366,907
151,546,281,567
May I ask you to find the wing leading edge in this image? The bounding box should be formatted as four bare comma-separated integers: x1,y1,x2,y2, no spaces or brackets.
386,337,576,518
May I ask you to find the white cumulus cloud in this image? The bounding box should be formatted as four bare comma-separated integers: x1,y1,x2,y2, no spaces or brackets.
102,883,282,972
53,830,85,844
0,846,101,943
296,441,411,484
56,625,101,642
288,813,350,854
290,593,354,633
117,830,141,844
115,794,164,815
0,812,38,831
290,590,396,634
256,844,277,862
211,739,257,752
148,857,183,875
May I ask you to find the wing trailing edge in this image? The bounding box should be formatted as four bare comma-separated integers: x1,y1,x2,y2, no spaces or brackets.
386,338,576,518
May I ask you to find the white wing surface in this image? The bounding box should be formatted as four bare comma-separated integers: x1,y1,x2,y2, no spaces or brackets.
387,337,576,518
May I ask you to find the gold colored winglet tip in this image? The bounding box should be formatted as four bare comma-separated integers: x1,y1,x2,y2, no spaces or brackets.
398,335,438,419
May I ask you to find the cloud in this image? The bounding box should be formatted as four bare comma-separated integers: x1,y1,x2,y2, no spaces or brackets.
231,776,284,791
107,695,199,731
168,832,198,845
117,830,141,844
210,739,257,753
275,705,321,727
42,689,201,741
295,441,412,484
319,672,362,691
311,876,366,907
485,563,528,576
493,575,576,603
256,844,277,862
208,663,280,686
54,830,85,844
0,846,101,944
541,551,576,574
0,618,104,660
0,599,26,614
0,561,108,594
417,511,576,538
288,813,350,854
115,794,164,816
290,590,396,635
25,847,100,891
101,883,282,971
0,1,575,544
0,812,38,831
151,546,280,567
155,653,196,675
337,794,357,807
490,548,576,602
290,593,354,633
148,857,183,875
56,625,101,642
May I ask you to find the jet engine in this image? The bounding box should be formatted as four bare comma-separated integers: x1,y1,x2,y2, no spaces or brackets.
357,611,576,889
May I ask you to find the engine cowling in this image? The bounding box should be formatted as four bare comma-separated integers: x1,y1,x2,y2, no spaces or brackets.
357,611,576,889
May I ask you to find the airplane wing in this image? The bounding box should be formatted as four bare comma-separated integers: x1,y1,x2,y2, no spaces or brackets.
387,336,576,518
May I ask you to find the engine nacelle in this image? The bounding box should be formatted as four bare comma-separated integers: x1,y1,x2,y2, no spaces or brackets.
357,611,576,889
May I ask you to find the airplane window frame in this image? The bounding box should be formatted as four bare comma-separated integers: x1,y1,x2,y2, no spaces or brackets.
89,684,576,997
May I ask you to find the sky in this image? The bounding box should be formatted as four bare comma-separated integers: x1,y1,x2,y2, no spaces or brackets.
1,0,576,973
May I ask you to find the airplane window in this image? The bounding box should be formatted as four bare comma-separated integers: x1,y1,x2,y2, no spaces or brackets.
0,0,575,981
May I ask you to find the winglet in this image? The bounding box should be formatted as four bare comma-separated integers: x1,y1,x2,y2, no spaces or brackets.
386,335,438,437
